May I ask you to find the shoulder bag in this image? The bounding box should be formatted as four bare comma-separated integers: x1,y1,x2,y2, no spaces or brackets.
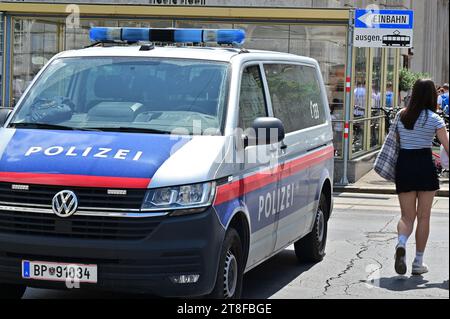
373,112,401,182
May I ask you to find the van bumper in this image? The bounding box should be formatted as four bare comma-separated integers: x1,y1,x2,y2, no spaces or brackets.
0,208,225,297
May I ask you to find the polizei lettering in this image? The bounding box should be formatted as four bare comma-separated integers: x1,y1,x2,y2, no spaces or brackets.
258,183,295,221
24,146,143,161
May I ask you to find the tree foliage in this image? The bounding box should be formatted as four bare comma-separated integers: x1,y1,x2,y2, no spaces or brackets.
399,68,431,92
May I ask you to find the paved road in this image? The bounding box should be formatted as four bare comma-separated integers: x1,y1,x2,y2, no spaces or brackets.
23,192,449,299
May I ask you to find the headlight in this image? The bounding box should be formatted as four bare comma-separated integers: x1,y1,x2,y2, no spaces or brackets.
142,182,216,215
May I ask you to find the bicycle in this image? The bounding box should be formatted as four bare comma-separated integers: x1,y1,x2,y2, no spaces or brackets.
376,106,401,133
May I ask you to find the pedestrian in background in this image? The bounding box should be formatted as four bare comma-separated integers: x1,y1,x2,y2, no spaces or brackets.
385,82,394,109
395,79,449,276
438,83,449,115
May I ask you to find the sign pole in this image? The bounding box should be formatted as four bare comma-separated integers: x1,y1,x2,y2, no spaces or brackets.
340,9,354,185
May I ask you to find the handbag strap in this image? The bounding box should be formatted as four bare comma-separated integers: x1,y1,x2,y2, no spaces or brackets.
393,110,403,143
390,111,401,133
394,112,400,131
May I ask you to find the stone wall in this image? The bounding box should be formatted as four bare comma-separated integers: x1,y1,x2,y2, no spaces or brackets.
410,0,449,85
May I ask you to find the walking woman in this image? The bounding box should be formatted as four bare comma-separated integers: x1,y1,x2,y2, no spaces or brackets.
395,79,449,276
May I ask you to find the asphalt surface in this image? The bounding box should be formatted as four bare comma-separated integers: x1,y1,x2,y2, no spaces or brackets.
22,192,449,299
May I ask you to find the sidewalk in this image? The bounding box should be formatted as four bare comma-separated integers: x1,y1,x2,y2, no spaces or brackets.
334,169,449,197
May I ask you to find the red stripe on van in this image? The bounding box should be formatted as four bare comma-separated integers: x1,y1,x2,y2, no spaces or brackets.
0,172,150,189
214,145,334,205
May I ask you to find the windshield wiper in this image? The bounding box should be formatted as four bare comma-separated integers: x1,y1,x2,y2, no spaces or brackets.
88,126,172,134
9,122,102,132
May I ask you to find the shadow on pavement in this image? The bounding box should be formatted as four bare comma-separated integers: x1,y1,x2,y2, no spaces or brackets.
375,276,449,292
242,249,315,299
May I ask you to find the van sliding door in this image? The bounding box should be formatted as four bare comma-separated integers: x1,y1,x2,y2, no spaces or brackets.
263,63,329,251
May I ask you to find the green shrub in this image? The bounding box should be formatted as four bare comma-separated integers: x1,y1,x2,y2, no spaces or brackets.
399,68,431,92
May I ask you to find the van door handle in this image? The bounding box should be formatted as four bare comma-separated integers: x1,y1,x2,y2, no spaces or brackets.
280,142,288,150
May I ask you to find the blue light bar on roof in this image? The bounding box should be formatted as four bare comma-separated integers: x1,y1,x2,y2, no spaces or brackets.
89,27,246,45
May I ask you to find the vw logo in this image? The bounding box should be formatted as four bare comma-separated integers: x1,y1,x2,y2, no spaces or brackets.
52,190,78,218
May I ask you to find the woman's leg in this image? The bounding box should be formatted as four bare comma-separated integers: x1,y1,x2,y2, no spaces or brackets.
395,191,417,275
415,191,435,254
397,191,418,238
411,191,436,275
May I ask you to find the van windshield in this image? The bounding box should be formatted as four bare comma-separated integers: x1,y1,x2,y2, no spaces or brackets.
9,57,229,135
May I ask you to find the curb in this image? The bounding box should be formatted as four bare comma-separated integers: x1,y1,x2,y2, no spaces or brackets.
334,186,449,197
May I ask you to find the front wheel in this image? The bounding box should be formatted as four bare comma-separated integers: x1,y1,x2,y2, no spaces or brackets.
208,228,244,299
0,283,27,299
294,193,329,262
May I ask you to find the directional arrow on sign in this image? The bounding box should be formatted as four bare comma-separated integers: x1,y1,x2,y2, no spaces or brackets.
357,10,379,28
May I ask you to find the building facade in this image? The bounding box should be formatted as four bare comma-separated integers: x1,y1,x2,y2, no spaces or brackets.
410,0,449,85
0,0,447,183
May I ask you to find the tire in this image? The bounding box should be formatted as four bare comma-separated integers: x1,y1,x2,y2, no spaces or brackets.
294,193,329,263
208,228,244,299
0,283,27,299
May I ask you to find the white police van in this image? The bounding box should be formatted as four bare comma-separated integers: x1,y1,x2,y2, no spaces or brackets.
0,28,333,298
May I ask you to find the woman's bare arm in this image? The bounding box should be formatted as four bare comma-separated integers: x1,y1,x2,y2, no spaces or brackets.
437,127,449,156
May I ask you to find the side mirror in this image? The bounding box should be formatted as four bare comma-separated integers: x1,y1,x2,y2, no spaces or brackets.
0,108,12,127
244,117,285,147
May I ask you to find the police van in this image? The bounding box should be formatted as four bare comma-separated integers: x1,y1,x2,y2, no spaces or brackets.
0,28,333,298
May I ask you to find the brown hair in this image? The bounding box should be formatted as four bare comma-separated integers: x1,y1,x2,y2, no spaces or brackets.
400,79,438,130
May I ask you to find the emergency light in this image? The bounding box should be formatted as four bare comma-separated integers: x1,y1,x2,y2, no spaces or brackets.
89,27,246,45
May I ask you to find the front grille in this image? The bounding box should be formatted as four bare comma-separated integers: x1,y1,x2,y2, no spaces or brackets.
0,182,146,210
0,209,163,240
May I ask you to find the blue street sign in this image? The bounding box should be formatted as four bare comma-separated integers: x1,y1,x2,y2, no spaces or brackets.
355,9,414,29
354,9,414,48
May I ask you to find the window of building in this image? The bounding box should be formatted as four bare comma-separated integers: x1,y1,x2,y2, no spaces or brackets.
12,19,58,106
176,21,233,30
352,47,368,154
371,48,383,116
369,48,383,149
234,24,289,53
353,47,368,120
385,49,396,109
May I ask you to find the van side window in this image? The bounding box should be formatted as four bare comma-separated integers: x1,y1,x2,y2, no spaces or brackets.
238,65,267,130
264,64,326,133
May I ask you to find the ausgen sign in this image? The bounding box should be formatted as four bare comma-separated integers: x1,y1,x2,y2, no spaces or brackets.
353,9,414,48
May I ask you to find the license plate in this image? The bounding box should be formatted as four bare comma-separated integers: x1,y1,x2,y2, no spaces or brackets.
22,260,97,283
